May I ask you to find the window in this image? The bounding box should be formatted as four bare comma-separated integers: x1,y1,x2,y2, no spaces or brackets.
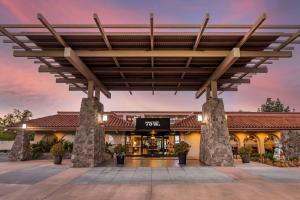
175,135,180,144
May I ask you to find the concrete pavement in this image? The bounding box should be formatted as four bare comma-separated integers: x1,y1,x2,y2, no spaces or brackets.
0,159,299,200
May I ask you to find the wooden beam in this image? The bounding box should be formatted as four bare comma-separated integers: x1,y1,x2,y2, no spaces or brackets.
37,13,111,98
206,87,211,101
93,13,132,95
236,14,266,48
13,50,293,58
195,14,267,98
56,77,250,84
195,48,240,98
176,13,210,94
69,85,238,91
0,25,85,93
88,80,94,99
211,81,218,98
1,23,300,29
64,47,111,98
150,13,155,95
37,13,69,47
39,65,268,74
222,28,300,92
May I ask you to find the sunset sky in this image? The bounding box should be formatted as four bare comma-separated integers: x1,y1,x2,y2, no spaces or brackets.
0,0,300,118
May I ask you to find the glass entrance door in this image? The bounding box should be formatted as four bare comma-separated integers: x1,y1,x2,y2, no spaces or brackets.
142,136,164,157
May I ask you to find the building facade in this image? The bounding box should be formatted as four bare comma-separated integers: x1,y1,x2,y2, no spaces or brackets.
10,111,300,159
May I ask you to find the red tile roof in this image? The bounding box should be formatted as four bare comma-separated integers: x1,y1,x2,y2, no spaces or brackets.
172,114,204,130
10,112,134,131
9,112,300,131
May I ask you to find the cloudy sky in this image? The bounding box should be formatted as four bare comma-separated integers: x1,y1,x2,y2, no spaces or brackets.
0,0,300,118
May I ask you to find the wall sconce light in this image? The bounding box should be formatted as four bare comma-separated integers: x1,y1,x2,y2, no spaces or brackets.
225,114,228,120
22,123,27,129
197,114,203,122
102,114,108,122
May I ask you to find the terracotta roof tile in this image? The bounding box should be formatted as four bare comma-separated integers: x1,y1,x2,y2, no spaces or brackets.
172,114,203,129
11,112,134,130
9,112,300,131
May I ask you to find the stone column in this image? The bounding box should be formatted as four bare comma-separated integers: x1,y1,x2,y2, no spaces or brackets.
9,130,32,161
72,97,105,167
281,130,300,159
200,98,234,166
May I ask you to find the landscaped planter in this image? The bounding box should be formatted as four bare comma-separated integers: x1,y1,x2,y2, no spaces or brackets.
116,155,125,165
174,141,191,165
114,144,125,165
54,156,63,164
178,153,187,165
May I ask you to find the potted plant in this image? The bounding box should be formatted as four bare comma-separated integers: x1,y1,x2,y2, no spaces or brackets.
174,141,191,164
239,147,252,163
50,142,65,164
114,144,126,165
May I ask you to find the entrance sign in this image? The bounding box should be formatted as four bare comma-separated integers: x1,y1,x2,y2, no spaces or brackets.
136,118,170,130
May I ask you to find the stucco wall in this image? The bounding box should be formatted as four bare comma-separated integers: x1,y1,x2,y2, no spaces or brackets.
181,132,200,159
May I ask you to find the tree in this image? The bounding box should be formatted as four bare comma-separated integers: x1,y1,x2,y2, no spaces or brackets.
0,109,33,140
258,98,292,112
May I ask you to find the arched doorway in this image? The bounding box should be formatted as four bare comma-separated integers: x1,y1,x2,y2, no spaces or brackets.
244,135,259,153
264,135,279,153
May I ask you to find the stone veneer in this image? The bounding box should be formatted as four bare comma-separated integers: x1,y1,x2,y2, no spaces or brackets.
281,130,300,159
72,97,105,167
200,98,234,166
9,130,32,161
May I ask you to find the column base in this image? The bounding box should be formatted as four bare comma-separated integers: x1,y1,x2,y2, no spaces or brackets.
200,98,234,166
9,131,32,161
72,98,105,168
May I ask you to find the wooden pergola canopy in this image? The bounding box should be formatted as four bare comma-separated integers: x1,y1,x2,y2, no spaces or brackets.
1,13,300,98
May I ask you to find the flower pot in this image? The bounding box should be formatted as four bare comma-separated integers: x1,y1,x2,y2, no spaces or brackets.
178,153,187,165
54,156,62,165
116,155,125,165
241,155,250,163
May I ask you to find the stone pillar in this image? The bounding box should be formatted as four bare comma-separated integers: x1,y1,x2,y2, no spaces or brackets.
200,98,234,166
9,130,32,161
72,97,105,167
281,130,300,159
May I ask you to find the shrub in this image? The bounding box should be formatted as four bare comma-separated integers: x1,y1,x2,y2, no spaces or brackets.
174,141,191,155
63,141,73,153
239,147,252,158
0,132,16,141
50,142,65,157
114,144,125,156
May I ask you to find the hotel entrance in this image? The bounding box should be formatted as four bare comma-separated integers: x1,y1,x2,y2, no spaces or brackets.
125,134,180,157
125,117,179,157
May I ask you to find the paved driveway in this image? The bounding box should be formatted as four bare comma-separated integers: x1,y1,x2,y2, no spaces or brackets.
0,159,299,200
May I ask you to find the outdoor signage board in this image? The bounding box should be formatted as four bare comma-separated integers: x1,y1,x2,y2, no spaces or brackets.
136,118,170,130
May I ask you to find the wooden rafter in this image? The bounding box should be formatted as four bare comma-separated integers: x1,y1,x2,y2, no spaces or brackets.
39,66,268,74
175,14,210,95
195,14,266,98
37,13,111,98
56,77,250,84
150,13,155,95
0,25,85,93
69,86,238,92
223,29,300,92
93,13,132,95
1,14,299,95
